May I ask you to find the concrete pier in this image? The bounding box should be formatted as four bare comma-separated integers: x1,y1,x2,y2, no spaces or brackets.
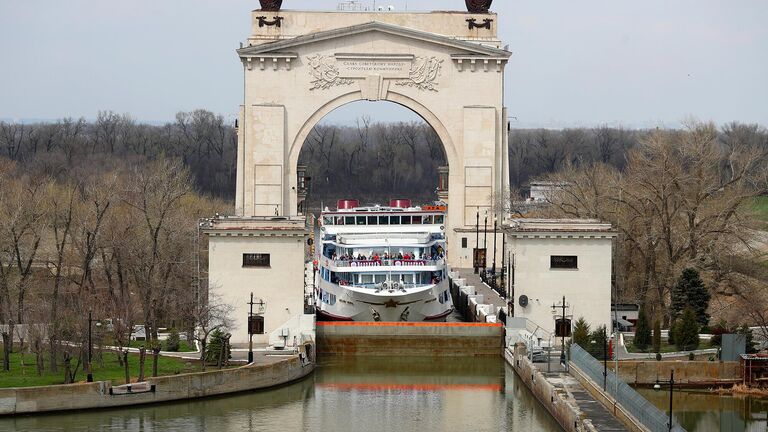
506,344,629,432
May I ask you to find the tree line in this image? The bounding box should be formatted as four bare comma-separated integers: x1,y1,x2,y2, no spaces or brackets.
0,110,237,199
0,157,231,379
536,121,768,333
298,118,448,208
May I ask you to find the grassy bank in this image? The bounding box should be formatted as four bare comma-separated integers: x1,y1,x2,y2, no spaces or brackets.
625,337,713,354
127,339,197,352
0,348,207,388
753,196,768,227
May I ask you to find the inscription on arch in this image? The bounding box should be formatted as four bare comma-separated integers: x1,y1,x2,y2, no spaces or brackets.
308,54,442,91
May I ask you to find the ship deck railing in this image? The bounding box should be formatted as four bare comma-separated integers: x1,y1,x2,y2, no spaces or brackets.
336,282,438,290
330,258,445,268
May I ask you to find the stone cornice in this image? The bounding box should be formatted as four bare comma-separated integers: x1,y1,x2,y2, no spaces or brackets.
237,21,512,59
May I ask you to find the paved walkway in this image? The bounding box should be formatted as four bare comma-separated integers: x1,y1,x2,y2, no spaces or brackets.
454,268,506,310
531,357,628,431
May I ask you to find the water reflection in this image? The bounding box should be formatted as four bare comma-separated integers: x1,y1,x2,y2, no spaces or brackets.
1,356,562,432
637,388,768,432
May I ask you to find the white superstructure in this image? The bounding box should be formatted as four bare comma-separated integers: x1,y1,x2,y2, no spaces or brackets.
316,200,453,322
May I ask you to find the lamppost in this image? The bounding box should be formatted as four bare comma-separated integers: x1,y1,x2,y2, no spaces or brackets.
654,369,675,432
603,332,608,391
474,208,480,274
589,331,609,391
551,296,570,365
247,292,255,364
491,217,497,290
87,309,93,383
500,232,506,298
482,212,488,281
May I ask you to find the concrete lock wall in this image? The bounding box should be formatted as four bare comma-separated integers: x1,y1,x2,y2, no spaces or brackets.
613,361,741,386
506,346,598,432
316,322,503,357
0,354,314,416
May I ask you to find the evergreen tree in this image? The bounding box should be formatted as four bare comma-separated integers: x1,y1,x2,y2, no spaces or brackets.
205,329,231,364
572,317,591,348
675,307,700,351
710,320,729,347
166,328,181,352
634,304,652,352
652,319,661,354
588,325,609,360
671,268,711,326
668,318,678,345
738,324,758,354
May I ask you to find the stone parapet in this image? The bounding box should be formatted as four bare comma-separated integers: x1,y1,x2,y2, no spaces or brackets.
0,352,314,416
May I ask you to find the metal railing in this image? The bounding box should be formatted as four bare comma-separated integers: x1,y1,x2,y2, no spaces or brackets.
570,344,686,432
331,258,444,268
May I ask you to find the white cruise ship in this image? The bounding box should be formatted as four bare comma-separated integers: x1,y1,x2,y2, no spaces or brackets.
315,199,453,322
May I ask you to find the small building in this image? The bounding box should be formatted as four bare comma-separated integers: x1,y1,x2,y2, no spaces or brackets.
503,219,616,337
204,217,309,347
523,181,569,202
611,303,639,331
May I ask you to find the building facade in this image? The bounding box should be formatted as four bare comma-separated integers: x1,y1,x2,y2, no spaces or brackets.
205,217,309,346
503,219,616,336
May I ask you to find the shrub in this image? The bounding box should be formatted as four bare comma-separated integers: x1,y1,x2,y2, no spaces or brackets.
675,307,700,351
634,304,652,352
166,328,181,352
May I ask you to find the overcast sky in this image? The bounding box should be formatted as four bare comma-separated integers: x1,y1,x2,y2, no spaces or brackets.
0,0,766,128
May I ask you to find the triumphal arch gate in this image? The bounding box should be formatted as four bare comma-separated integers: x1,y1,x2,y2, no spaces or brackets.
235,4,511,269
207,2,510,344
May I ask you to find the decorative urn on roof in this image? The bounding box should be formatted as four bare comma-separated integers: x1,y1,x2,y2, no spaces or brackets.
259,0,283,11
465,0,493,13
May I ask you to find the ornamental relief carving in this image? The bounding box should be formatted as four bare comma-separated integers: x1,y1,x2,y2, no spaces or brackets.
308,54,354,90
307,55,442,92
395,57,443,91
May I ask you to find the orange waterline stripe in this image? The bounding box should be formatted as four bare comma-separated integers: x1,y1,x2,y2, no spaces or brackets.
317,383,502,392
316,321,502,327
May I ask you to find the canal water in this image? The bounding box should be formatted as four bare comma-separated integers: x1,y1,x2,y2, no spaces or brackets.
637,388,768,432
0,356,562,432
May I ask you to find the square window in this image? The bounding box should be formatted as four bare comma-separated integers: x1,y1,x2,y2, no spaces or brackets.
345,216,355,225
401,216,411,225
356,216,366,225
243,253,270,268
368,216,378,225
390,216,401,225
461,237,468,248
379,216,389,225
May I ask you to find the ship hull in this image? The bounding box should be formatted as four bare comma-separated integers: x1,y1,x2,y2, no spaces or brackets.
316,279,453,322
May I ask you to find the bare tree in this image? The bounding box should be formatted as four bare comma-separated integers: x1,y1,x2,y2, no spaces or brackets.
193,290,233,371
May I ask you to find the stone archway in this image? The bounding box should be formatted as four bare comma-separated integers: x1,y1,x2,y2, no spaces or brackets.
286,90,458,213
235,9,511,268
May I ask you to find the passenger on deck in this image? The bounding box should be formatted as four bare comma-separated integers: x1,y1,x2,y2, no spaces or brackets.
397,252,403,259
